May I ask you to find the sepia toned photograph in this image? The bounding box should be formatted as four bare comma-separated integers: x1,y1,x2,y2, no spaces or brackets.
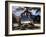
5,1,45,36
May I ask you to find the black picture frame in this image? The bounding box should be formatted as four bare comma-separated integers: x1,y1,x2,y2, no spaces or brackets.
5,1,45,36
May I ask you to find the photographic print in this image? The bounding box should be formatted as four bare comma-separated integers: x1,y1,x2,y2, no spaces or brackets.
12,7,40,30
5,1,45,36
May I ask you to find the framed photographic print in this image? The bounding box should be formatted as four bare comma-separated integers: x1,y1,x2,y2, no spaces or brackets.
5,1,45,36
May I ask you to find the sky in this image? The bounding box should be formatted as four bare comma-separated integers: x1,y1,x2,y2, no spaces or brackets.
12,6,40,16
